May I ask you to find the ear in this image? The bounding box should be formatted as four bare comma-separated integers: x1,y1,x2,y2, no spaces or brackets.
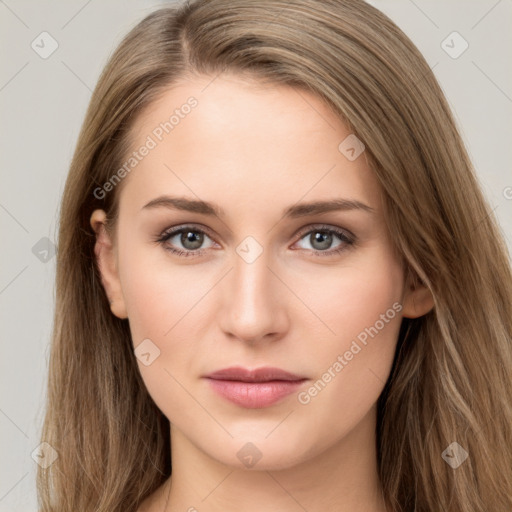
90,209,128,319
401,270,435,319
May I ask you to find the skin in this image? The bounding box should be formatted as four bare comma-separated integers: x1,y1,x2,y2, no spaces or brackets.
90,73,434,512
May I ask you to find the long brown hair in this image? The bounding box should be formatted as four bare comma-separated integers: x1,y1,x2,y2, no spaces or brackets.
37,1,512,510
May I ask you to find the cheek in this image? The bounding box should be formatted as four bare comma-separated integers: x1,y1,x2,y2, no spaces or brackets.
292,251,403,439
119,268,201,421
116,243,218,417
117,238,210,343
290,244,404,353
332,267,402,352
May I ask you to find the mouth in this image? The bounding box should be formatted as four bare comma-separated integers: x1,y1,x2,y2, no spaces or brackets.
203,366,308,408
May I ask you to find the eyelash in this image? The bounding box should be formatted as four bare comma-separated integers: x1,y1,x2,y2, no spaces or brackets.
155,223,356,259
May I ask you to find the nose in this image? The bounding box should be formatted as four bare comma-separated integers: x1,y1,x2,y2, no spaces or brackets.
217,245,289,345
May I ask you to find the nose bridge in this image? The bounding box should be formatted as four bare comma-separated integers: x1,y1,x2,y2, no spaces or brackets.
233,240,275,312
219,239,285,342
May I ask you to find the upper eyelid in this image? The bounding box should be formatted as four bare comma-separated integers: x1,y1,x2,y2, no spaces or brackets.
160,223,218,242
294,223,354,239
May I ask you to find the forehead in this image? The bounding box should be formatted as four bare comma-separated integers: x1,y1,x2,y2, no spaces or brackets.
118,73,381,217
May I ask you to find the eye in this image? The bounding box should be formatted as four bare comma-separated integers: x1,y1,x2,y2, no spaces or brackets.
156,225,216,258
155,223,355,258
293,225,355,257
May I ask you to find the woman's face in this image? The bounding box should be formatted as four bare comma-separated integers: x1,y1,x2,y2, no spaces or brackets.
92,73,431,470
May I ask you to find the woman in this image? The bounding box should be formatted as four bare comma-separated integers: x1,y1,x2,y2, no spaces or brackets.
37,0,512,511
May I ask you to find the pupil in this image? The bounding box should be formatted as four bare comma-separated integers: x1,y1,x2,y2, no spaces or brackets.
312,232,332,250
182,231,203,250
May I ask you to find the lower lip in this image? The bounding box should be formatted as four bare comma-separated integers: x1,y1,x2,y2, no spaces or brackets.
205,378,307,408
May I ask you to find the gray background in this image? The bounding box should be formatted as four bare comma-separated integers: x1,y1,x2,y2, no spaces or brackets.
1,1,511,510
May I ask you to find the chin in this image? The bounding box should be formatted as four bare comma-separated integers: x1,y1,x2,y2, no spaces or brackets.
201,429,317,472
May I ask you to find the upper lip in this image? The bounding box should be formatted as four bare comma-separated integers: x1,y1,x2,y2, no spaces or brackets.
205,366,306,382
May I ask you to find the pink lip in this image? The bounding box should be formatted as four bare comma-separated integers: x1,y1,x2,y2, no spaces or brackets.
204,366,308,409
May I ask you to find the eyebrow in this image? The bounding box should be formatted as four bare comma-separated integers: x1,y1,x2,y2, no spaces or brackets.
141,195,374,218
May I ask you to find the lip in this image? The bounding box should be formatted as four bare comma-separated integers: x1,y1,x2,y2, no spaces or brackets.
204,366,308,409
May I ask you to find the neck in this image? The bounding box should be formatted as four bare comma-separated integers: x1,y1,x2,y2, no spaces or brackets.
155,405,388,512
